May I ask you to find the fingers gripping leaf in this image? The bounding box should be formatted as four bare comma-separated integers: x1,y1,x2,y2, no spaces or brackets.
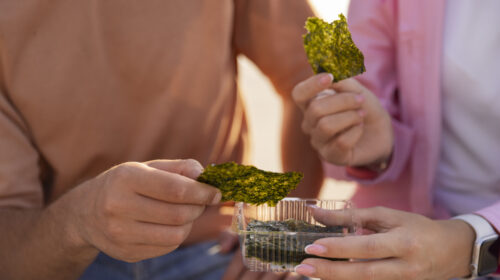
303,14,366,82
197,162,303,206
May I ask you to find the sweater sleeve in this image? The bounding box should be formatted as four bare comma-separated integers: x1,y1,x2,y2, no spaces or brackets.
0,88,43,209
327,0,415,184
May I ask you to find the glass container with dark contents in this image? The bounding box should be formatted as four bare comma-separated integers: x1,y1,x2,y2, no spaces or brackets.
233,198,357,272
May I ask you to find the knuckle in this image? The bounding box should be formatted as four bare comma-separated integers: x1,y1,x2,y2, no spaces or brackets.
319,145,343,165
403,235,421,256
102,196,121,216
109,162,139,184
172,185,188,202
372,206,389,216
105,221,125,242
346,95,361,108
318,146,331,161
170,210,191,225
334,137,351,150
169,226,190,245
292,81,309,105
308,101,323,120
349,110,363,123
317,118,331,135
321,143,347,165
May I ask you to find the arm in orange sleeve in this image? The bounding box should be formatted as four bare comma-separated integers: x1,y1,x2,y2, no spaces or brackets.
0,91,98,279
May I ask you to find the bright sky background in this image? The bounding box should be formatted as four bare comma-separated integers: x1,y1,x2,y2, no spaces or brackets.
237,0,355,200
309,0,350,22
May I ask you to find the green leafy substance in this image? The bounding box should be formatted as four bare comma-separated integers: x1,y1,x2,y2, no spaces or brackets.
303,14,366,82
246,219,342,234
197,162,303,206
244,219,347,266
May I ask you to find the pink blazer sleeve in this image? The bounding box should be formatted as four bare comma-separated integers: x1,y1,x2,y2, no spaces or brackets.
341,0,415,184
349,0,500,244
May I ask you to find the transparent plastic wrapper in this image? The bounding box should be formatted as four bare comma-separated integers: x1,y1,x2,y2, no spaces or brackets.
233,198,357,272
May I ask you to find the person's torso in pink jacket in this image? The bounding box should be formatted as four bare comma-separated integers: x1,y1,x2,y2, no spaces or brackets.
323,0,500,232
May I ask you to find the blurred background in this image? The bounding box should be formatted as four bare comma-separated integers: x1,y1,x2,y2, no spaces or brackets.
237,0,355,200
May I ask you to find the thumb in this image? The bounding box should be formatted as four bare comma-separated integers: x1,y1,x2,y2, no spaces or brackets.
144,159,204,179
331,77,366,94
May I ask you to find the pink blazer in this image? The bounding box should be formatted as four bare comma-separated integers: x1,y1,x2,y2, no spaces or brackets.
323,0,500,232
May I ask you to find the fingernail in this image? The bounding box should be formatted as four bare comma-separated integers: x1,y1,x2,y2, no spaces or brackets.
319,73,333,85
193,166,204,178
358,110,366,117
305,244,327,255
355,95,364,103
212,192,222,204
295,264,316,276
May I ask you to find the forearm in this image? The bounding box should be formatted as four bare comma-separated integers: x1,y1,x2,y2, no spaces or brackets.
0,188,98,279
281,100,324,198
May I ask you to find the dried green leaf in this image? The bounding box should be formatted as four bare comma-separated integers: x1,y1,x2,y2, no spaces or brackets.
303,14,366,82
196,162,303,206
244,219,346,266
246,219,342,233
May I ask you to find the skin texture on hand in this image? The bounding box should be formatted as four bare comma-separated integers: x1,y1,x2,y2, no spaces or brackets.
292,73,393,167
182,203,234,246
69,159,222,263
0,159,222,279
295,207,475,280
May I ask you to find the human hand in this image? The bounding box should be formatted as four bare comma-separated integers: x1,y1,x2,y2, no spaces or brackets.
68,159,221,263
222,248,303,280
292,73,393,167
295,206,475,280
217,229,239,254
181,202,234,246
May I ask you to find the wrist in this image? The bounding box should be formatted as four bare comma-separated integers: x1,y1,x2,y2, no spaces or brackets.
50,184,99,260
438,219,476,278
369,109,394,170
346,152,392,179
452,214,500,278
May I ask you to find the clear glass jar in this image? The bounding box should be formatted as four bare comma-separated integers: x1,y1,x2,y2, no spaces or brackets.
233,198,357,272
